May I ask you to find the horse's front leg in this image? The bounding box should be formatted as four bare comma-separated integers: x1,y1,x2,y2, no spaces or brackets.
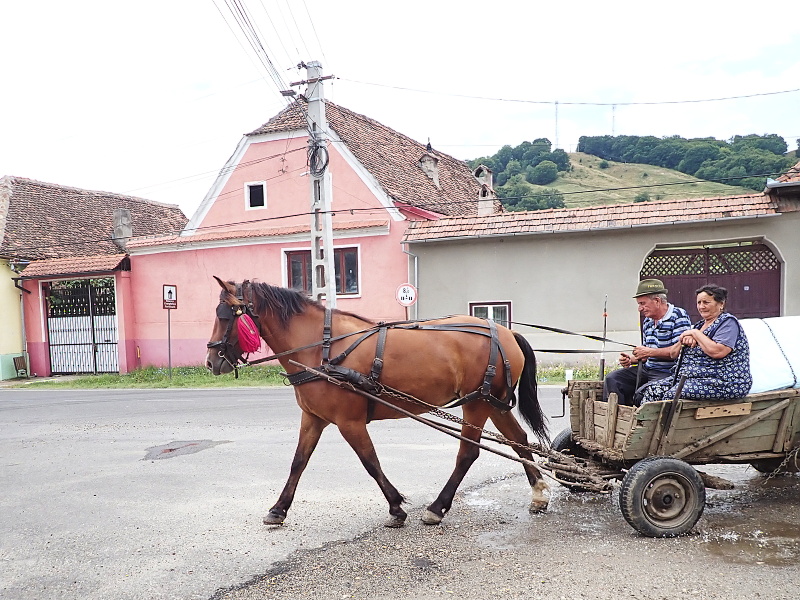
264,410,328,525
422,405,489,525
490,409,550,513
337,420,408,528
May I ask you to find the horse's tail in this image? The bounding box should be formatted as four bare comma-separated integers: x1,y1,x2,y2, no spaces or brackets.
513,331,550,445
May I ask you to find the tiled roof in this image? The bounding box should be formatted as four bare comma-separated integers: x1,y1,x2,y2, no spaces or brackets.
0,176,188,261
402,193,777,242
776,159,800,183
247,100,497,217
127,219,388,250
20,254,128,279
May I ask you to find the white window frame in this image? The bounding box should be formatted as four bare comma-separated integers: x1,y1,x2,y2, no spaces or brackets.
281,244,362,298
469,301,512,329
244,181,267,210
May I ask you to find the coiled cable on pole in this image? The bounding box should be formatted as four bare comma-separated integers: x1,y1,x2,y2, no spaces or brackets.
308,137,329,177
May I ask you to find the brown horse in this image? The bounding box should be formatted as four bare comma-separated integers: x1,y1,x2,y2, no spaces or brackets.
205,277,550,527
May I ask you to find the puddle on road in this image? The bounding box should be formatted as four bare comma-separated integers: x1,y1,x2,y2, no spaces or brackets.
142,440,231,460
699,468,800,565
464,466,800,566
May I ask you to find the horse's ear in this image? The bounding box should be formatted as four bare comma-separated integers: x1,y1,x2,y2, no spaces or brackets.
213,276,235,293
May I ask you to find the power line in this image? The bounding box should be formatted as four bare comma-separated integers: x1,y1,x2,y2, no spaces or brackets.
7,167,788,258
338,77,800,107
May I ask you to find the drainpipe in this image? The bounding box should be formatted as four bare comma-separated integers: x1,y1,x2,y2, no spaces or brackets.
402,246,418,320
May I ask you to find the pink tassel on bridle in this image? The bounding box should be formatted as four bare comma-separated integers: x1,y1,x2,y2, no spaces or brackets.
237,313,261,353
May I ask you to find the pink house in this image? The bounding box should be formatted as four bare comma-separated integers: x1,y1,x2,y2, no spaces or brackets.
117,98,497,371
1,176,187,378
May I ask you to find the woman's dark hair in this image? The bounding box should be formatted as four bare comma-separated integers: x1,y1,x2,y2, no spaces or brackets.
696,284,727,303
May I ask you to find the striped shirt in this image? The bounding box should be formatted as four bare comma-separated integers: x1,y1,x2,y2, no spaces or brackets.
643,304,692,372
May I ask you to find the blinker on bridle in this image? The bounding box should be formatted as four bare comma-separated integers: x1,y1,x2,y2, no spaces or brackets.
207,283,253,378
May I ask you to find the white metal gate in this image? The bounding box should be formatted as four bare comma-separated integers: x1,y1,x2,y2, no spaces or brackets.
45,278,119,374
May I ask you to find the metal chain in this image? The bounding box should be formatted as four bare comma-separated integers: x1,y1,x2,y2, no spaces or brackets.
321,373,614,492
762,444,800,484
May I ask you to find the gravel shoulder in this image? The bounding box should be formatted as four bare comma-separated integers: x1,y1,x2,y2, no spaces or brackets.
213,469,800,600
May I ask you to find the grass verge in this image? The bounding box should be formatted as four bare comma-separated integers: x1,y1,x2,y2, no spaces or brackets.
8,362,615,389
11,365,286,389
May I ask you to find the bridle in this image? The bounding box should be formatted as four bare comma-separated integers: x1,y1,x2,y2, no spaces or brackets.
207,281,260,378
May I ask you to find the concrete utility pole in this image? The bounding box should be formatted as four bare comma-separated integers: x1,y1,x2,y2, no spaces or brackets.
303,61,337,308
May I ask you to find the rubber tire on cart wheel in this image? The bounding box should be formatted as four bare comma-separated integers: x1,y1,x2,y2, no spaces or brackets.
750,457,800,474
551,427,579,453
619,456,705,537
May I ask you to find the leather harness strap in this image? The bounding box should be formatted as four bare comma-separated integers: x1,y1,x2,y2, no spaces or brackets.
286,312,517,419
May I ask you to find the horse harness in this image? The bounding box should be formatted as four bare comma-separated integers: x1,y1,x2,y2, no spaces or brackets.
209,283,519,414
285,308,519,420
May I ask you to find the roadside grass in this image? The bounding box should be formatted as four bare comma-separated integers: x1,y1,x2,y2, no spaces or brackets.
14,365,287,389
11,362,614,389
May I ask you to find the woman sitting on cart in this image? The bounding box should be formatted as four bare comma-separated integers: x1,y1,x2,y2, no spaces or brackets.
638,284,752,404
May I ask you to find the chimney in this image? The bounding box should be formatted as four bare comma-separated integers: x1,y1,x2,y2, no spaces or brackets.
418,153,440,188
112,208,132,250
474,165,496,216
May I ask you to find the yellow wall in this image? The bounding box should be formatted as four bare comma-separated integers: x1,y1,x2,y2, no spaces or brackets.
1,259,23,355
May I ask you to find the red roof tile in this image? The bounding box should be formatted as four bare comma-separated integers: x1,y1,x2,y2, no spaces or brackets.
20,254,128,278
776,159,800,183
402,193,777,242
247,100,498,217
0,176,188,261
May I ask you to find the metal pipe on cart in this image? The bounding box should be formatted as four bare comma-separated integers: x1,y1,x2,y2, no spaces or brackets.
598,295,608,379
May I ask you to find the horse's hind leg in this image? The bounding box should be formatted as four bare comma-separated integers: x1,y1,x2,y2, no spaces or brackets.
337,420,408,528
490,410,550,513
422,404,490,525
264,410,328,525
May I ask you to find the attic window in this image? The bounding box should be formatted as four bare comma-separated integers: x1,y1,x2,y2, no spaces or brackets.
246,182,266,209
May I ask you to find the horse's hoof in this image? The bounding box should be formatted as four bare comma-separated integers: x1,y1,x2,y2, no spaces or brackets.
263,509,286,525
529,501,549,514
384,514,407,528
421,509,443,525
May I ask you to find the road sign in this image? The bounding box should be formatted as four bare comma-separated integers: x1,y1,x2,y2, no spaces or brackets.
396,283,417,307
163,285,177,310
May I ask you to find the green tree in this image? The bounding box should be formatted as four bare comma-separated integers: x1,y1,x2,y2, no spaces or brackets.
676,142,723,174
528,160,558,185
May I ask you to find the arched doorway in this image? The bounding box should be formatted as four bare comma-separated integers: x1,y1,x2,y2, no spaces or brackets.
640,242,781,322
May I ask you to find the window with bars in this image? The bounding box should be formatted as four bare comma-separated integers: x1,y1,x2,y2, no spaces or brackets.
287,248,359,295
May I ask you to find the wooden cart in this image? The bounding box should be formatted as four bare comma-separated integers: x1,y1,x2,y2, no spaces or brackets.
555,380,800,537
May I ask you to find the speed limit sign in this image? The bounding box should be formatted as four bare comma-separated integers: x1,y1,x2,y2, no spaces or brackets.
396,283,417,307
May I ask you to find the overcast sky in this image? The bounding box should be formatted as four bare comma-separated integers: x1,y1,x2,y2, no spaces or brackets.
2,0,798,218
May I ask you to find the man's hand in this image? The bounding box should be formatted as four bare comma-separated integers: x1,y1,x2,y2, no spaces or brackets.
618,352,635,368
631,345,650,361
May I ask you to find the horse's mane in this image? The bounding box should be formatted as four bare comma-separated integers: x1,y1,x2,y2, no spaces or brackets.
249,282,375,329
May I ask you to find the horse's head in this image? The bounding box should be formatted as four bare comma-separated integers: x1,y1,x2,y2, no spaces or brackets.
205,276,252,375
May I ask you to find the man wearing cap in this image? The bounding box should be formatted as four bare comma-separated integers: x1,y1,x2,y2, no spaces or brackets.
603,279,691,406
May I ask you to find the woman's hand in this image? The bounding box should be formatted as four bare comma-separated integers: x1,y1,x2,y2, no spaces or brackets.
680,330,700,347
679,328,731,359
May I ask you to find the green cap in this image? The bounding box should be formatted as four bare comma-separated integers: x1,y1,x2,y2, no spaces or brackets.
633,279,667,297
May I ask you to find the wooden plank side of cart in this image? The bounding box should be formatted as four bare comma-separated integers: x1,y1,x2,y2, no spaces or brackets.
566,380,800,464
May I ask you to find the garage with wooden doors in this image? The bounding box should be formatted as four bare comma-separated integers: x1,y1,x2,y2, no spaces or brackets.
640,241,781,322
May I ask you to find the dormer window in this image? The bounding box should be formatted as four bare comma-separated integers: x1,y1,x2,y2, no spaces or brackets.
246,181,266,209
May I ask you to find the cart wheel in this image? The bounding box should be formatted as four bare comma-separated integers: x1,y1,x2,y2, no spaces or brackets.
619,456,705,537
551,427,579,454
750,457,800,474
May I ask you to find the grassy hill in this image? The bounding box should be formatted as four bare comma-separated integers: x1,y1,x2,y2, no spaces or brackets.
539,153,752,208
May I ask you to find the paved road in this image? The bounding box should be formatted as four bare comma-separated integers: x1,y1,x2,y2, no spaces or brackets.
0,386,570,600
